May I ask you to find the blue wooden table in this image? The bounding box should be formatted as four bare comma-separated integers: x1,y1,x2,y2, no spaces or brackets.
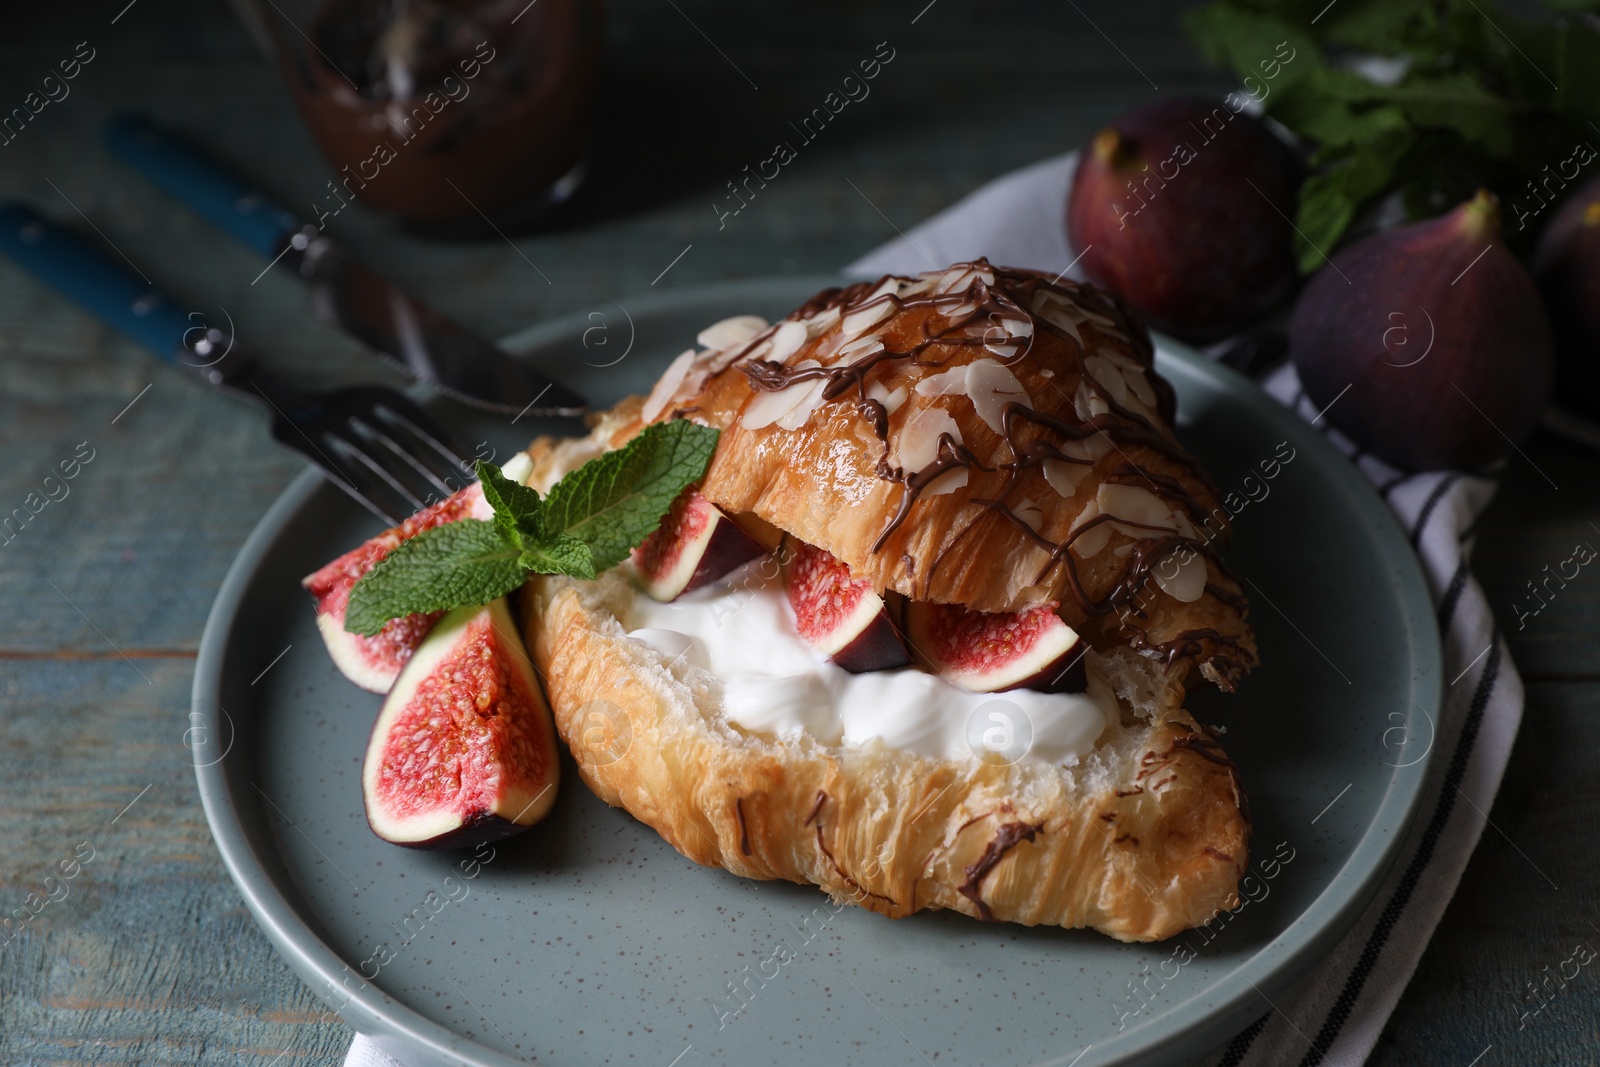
1,1,1596,1063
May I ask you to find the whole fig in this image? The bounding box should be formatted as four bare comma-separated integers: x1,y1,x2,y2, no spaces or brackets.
1290,190,1553,472
1533,177,1600,419
1066,97,1302,343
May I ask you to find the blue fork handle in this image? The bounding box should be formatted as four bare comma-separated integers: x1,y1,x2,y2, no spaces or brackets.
0,201,201,360
104,113,301,260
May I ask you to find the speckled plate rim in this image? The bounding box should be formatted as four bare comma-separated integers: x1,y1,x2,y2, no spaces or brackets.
193,275,1441,1067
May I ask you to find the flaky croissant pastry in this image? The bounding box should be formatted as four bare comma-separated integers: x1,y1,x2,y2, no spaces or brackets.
520,261,1257,941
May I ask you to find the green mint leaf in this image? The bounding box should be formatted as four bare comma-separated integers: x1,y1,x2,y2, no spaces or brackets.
476,458,543,549
520,532,596,580
543,419,721,572
1182,3,1321,94
344,520,526,636
1294,130,1414,273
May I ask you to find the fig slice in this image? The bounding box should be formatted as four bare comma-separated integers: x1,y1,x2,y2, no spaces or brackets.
362,597,559,849
904,601,1087,693
782,540,910,673
303,454,532,693
631,488,766,601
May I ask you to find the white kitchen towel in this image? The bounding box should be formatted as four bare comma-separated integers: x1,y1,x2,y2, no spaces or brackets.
347,152,1525,1067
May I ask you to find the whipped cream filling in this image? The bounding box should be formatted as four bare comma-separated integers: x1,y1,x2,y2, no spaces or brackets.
622,566,1118,766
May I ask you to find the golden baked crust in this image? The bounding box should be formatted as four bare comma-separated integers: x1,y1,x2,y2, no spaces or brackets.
515,380,1253,942
522,568,1249,942
618,261,1256,692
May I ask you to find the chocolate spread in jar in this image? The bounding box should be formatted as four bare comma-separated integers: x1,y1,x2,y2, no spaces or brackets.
279,0,602,229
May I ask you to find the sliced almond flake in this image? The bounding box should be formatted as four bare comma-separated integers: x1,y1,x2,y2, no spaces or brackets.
841,299,896,338
697,315,768,350
913,365,968,397
966,358,1030,434
1074,380,1109,421
1123,364,1158,408
1033,293,1083,345
839,332,885,357
939,301,978,320
1172,512,1200,540
1112,543,1136,558
767,320,809,363
984,342,1019,360
1085,354,1129,408
741,360,823,430
1061,433,1114,463
1068,498,1112,557
865,381,909,415
1154,550,1207,603
897,275,938,299
890,406,962,471
1097,484,1177,530
802,305,841,338
869,277,901,300
1040,368,1056,379
934,267,974,295
641,348,697,423
1004,317,1034,339
923,467,969,497
1043,456,1091,497
774,379,828,431
1012,496,1044,532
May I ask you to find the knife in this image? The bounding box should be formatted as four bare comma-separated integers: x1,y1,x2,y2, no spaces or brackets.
102,113,586,418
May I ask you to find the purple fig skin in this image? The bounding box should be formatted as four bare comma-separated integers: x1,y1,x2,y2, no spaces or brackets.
1011,646,1089,695
1533,177,1600,419
367,808,538,852
1291,190,1554,472
1067,97,1302,343
830,609,912,674
682,517,767,598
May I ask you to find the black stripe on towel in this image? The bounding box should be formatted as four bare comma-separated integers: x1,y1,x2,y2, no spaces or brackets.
1217,1011,1272,1067
1436,559,1472,633
1409,473,1462,547
1295,631,1502,1066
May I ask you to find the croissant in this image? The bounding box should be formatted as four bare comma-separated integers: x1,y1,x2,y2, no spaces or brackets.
520,261,1257,941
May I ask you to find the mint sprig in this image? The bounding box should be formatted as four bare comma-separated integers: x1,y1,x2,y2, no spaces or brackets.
343,419,720,636
1185,0,1600,270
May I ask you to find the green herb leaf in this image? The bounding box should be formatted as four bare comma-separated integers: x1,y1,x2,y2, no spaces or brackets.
339,419,721,634
1294,130,1415,272
520,531,597,579
543,419,721,572
476,458,544,549
344,520,526,636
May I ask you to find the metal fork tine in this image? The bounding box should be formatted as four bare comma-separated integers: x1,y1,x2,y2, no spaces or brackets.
362,389,471,469
324,427,431,515
348,416,458,500
361,410,471,495
267,420,408,523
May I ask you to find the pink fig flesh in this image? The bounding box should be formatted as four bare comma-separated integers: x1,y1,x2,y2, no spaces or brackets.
362,597,559,850
1067,97,1302,343
303,453,533,693
1533,177,1600,419
1291,190,1554,471
905,601,1086,693
632,489,766,601
783,540,909,673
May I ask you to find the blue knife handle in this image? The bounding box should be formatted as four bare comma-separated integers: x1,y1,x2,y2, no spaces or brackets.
0,202,199,361
104,113,300,259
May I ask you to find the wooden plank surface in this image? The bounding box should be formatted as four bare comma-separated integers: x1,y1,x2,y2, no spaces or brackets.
1,1,1596,1064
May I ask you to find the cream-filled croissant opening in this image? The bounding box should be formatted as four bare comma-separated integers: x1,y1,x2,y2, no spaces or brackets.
621,558,1121,766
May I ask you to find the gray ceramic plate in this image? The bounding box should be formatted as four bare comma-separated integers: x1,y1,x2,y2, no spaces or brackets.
193,277,1441,1067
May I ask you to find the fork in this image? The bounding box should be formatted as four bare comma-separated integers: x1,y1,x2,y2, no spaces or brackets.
0,201,470,524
